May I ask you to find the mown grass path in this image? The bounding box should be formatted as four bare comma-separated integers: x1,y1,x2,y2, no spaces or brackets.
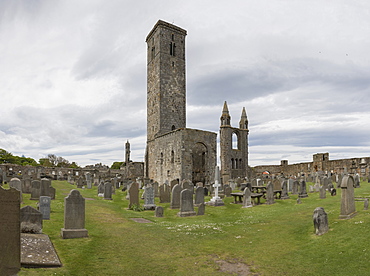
18,180,370,275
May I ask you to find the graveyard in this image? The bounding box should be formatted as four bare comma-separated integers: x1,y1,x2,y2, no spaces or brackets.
1,178,367,276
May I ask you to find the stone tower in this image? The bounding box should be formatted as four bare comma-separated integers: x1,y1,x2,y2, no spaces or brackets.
220,101,249,183
125,140,130,165
145,20,216,184
146,20,187,141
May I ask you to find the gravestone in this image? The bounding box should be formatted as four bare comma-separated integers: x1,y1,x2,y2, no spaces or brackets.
76,176,84,188
242,187,252,208
152,181,159,197
40,178,51,197
61,189,88,239
30,180,41,200
128,182,140,209
21,205,43,233
266,182,275,205
182,180,194,194
337,174,343,188
197,203,205,216
339,175,356,219
170,179,179,190
364,198,369,210
194,186,205,206
272,179,281,191
354,174,360,188
170,184,181,209
319,186,326,199
224,186,232,197
144,185,156,210
86,172,92,189
207,166,224,206
309,185,314,193
280,180,290,200
104,182,113,200
49,186,56,200
297,198,302,204
313,182,320,192
0,186,21,275
313,207,329,235
177,189,196,217
299,180,308,198
322,177,329,190
22,178,32,194
287,179,294,192
39,196,51,220
10,177,22,191
98,182,104,197
292,180,299,195
155,206,164,217
159,183,171,203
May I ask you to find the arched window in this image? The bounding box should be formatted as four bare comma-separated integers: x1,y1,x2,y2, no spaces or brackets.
232,132,238,149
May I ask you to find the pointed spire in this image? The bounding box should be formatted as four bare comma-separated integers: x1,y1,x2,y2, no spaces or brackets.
220,101,231,126
239,107,248,129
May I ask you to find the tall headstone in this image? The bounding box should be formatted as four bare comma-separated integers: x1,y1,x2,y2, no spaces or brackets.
265,182,275,205
61,189,88,239
20,205,43,233
40,178,51,197
9,177,22,191
197,203,205,216
194,186,205,206
339,175,356,219
0,186,21,275
144,185,156,210
354,174,360,188
98,181,105,197
313,207,329,235
224,186,232,197
159,183,171,203
292,180,299,195
280,180,290,200
170,184,181,209
170,179,179,190
128,182,140,209
22,178,32,194
299,180,308,198
181,180,194,194
30,180,41,200
242,187,252,208
207,166,224,206
86,172,92,189
152,181,159,197
104,182,113,200
76,176,84,188
177,189,196,217
364,198,369,210
337,174,343,188
39,196,51,220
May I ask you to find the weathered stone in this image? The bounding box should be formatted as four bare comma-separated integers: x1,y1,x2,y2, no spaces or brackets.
297,198,302,204
265,182,275,205
299,180,308,198
22,178,32,194
313,207,329,235
181,180,194,194
364,198,369,210
159,183,171,203
40,178,51,197
155,206,164,217
292,180,299,195
39,196,51,220
224,185,232,197
197,203,205,216
339,175,356,219
86,172,92,189
0,186,21,275
128,182,140,209
242,187,252,208
49,186,56,200
61,189,88,239
103,182,113,200
177,189,196,217
30,180,41,200
170,184,181,209
144,185,156,210
20,206,43,233
281,180,290,200
194,186,205,206
98,182,104,197
319,186,326,199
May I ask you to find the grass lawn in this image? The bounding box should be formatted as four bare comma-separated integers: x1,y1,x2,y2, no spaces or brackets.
16,180,370,276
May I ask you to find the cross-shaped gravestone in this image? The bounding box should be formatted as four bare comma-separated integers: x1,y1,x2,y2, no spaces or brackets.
206,166,224,206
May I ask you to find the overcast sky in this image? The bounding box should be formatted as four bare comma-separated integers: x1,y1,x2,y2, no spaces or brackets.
1,0,370,167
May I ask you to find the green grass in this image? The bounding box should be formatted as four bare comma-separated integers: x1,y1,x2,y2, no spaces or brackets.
16,180,370,276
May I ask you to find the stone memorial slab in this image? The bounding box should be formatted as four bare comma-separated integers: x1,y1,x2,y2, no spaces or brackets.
170,184,181,209
194,186,205,206
319,186,326,199
177,189,196,217
299,180,308,198
266,182,275,205
159,183,171,203
197,203,205,216
280,180,290,200
364,198,369,210
242,187,252,208
292,180,299,195
40,178,51,197
339,175,356,219
224,186,232,197
21,205,43,233
155,206,164,217
39,196,51,220
144,185,156,210
61,189,88,239
30,180,41,200
128,182,140,209
104,182,113,200
86,172,92,189
22,178,32,194
0,186,21,275
313,207,329,235
21,233,62,268
98,181,105,197
182,180,194,194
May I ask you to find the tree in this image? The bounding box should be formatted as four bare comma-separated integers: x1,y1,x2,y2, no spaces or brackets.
111,162,124,169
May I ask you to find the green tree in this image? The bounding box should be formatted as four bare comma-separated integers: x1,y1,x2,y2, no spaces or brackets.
111,162,124,169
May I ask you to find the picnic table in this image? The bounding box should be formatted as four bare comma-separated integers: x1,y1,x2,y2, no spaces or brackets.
230,192,264,205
